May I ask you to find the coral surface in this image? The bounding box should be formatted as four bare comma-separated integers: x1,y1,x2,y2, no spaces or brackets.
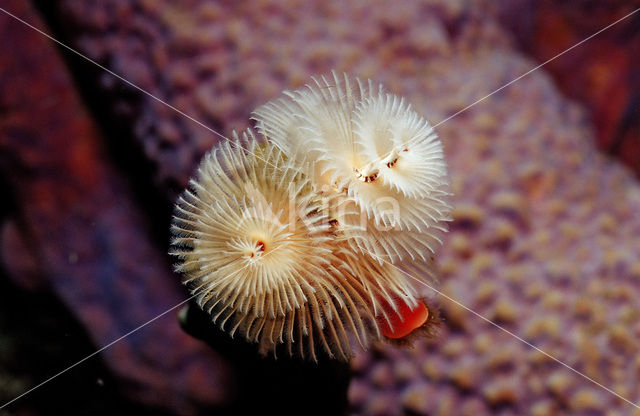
2,0,639,415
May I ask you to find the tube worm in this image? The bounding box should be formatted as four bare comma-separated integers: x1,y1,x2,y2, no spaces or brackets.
253,71,451,264
173,72,451,359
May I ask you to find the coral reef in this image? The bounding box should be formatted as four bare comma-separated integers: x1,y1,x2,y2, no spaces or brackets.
1,0,639,414
46,0,481,197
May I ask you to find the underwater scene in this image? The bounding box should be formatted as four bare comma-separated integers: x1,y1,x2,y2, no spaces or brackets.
1,0,639,415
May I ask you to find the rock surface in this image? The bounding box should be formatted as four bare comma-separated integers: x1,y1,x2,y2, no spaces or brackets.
0,1,229,413
495,0,640,177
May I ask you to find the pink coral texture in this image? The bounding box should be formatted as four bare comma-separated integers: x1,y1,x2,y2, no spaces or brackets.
34,0,640,414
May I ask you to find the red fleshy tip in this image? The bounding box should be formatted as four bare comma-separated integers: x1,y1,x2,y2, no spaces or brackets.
377,298,429,339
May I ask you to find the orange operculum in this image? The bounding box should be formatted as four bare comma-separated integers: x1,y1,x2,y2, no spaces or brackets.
376,297,429,339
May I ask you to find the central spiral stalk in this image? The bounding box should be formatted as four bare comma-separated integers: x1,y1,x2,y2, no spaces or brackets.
249,240,266,258
355,162,379,183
